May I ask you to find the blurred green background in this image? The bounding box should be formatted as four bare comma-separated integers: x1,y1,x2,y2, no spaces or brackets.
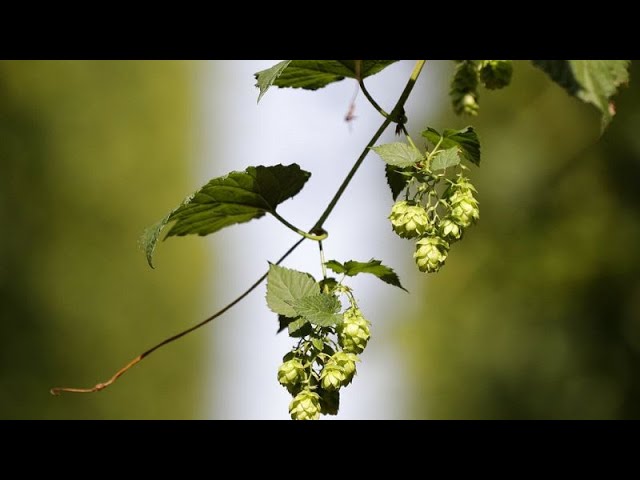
401,60,640,419
0,61,209,418
1,60,638,419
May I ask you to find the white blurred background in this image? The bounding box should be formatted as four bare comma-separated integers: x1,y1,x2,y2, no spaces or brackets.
195,60,442,419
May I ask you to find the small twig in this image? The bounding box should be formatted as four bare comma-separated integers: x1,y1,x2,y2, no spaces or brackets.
50,237,305,395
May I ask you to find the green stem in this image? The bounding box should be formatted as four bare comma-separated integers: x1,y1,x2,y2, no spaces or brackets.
318,241,327,280
359,79,389,119
270,211,328,241
314,60,426,230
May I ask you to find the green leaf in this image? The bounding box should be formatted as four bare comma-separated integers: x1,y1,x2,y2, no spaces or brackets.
255,60,398,93
532,60,630,131
431,147,461,171
385,164,412,200
141,164,310,268
288,317,312,337
311,338,324,351
255,60,291,103
325,259,407,292
287,293,342,327
422,126,480,166
372,142,423,167
266,264,319,318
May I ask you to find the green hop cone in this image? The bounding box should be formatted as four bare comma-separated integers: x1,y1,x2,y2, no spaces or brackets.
389,200,430,239
289,390,321,420
330,351,359,386
338,307,371,354
440,217,462,242
479,60,513,90
450,198,480,228
277,358,305,389
320,363,346,391
446,177,480,228
414,236,450,273
450,60,480,116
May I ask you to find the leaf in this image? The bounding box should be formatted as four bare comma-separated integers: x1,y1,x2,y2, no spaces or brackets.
422,126,480,166
287,293,342,327
141,164,310,268
266,264,319,318
288,317,312,337
532,60,630,131
255,60,291,103
385,164,412,200
372,142,423,167
430,147,461,171
255,60,398,93
311,338,324,351
325,259,407,292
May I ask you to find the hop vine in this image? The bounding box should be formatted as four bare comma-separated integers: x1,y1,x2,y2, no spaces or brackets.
49,59,630,420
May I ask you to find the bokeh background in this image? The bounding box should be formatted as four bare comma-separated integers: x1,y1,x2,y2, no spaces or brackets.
1,60,638,419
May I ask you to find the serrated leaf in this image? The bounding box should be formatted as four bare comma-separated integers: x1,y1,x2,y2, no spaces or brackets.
266,264,319,318
288,317,312,337
372,142,423,167
431,147,461,171
287,293,342,327
255,60,291,103
255,60,398,92
422,126,480,166
325,259,407,292
385,164,412,200
532,60,630,131
140,164,310,268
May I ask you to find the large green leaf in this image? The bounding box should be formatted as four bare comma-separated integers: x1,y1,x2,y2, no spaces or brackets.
255,60,291,103
287,293,342,327
141,164,310,267
266,264,319,318
372,142,424,167
532,60,630,131
422,126,480,166
325,259,407,292
254,60,398,95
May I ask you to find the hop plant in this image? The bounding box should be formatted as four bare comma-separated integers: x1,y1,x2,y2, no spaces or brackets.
277,358,305,389
479,60,513,90
440,217,462,242
320,363,346,391
330,351,359,385
289,390,321,420
338,307,371,354
447,177,480,228
389,200,430,239
414,236,450,273
450,60,480,116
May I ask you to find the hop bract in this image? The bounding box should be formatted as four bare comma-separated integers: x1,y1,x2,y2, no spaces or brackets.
414,236,450,273
277,358,304,388
389,200,430,239
338,307,371,354
289,390,321,420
